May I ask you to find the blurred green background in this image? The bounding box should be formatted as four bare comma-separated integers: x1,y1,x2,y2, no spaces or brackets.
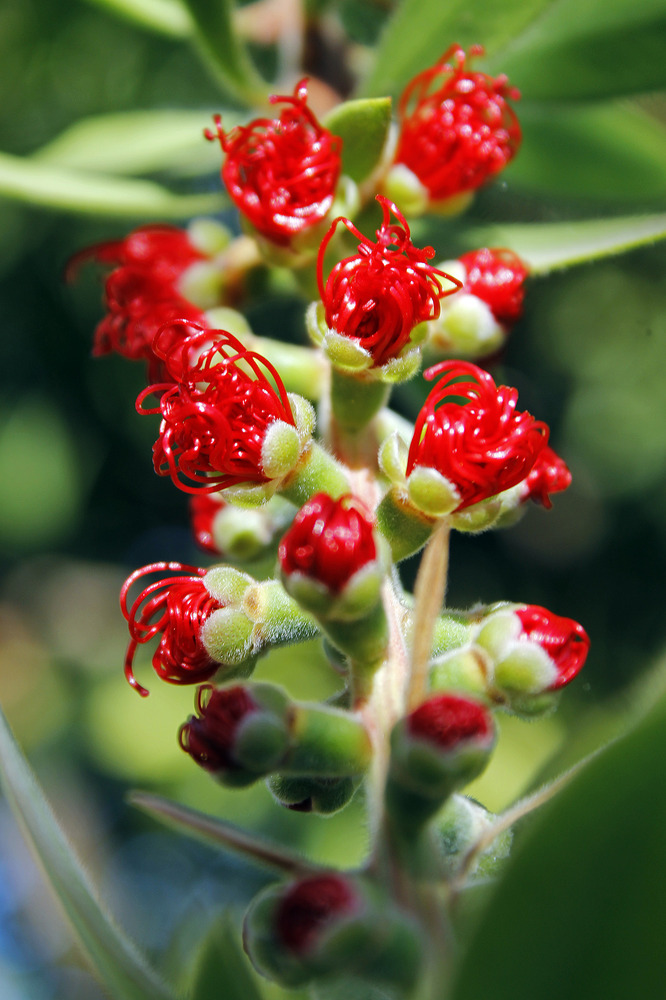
1,0,666,997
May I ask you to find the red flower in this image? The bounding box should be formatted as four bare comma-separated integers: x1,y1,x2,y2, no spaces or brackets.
120,562,221,696
137,325,297,494
406,360,548,512
317,197,461,366
276,876,359,954
458,248,528,328
206,81,341,247
279,493,377,593
395,44,521,203
519,445,571,509
515,605,590,689
407,693,493,750
179,684,258,773
68,226,207,379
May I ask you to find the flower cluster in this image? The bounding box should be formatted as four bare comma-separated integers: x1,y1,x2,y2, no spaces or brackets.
406,360,548,513
391,43,521,208
206,80,342,247
69,225,209,379
136,324,306,495
316,197,461,368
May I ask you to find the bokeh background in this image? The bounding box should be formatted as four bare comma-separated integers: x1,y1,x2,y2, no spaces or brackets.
1,0,666,996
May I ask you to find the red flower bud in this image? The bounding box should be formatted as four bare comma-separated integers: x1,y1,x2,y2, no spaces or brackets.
395,44,521,203
519,445,572,509
279,493,377,593
515,605,590,689
406,360,548,512
407,693,493,750
206,81,341,247
136,325,298,494
457,248,529,328
276,875,360,955
120,562,221,696
179,684,258,773
317,197,461,366
68,226,207,380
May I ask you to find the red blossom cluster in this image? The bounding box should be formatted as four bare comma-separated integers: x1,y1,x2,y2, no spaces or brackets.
514,605,590,689
206,81,341,247
136,324,296,494
69,226,207,380
394,43,521,204
407,360,548,511
317,197,461,366
457,247,529,328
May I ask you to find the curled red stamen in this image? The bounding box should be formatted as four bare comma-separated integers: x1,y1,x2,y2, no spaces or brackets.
120,562,220,695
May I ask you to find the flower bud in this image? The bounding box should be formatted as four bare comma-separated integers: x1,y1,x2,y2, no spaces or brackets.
387,44,521,214
279,493,384,621
179,682,290,787
189,492,294,560
244,875,421,991
266,774,357,815
435,794,512,880
475,603,590,709
386,693,495,829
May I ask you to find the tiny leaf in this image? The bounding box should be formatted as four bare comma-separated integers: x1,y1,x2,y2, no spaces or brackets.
323,98,392,184
465,213,666,275
129,791,322,875
0,152,224,218
0,704,177,1000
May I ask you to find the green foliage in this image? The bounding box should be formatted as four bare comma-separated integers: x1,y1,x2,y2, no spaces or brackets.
451,688,666,1000
323,98,392,183
0,704,178,1000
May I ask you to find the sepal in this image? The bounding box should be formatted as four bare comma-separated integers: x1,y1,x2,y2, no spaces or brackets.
435,794,512,880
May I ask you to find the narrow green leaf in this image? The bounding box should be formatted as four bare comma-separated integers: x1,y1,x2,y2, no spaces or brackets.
507,100,666,202
466,213,666,275
81,0,193,37
323,98,392,184
180,0,269,106
0,151,225,217
189,915,264,1000
34,110,231,177
486,0,666,100
129,791,322,875
360,0,551,98
451,690,666,1000
0,705,177,1000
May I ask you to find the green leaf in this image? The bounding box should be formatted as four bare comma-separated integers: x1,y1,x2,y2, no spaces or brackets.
81,0,193,37
486,0,666,100
0,151,225,217
180,0,269,106
466,212,666,274
360,0,551,98
323,98,392,184
189,915,265,1000
451,690,666,1000
507,100,666,202
34,110,229,177
0,704,177,1000
129,791,322,875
